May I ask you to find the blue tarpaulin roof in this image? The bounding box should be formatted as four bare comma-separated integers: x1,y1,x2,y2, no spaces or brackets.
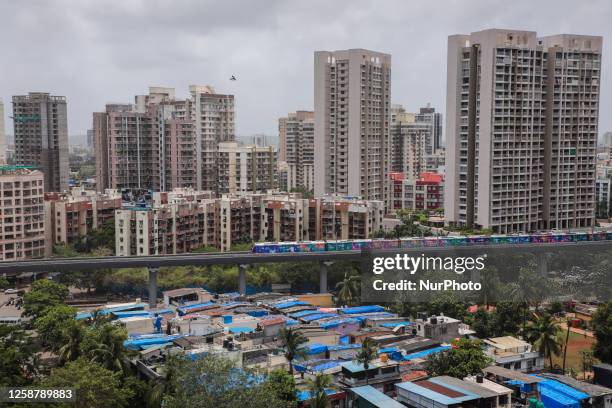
529,376,588,408
350,312,395,322
124,334,183,350
301,343,328,355
401,345,451,361
297,388,337,402
301,313,338,322
290,309,322,318
75,303,148,320
318,317,360,329
378,347,398,354
285,318,299,326
339,305,385,314
274,301,310,309
229,327,255,334
380,321,412,328
176,301,215,315
327,344,361,351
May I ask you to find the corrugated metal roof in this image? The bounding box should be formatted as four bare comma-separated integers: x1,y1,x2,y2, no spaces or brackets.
351,386,405,408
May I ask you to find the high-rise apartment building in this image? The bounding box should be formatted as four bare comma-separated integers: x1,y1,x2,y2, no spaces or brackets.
12,93,69,192
94,86,233,193
278,111,315,192
314,49,391,202
190,85,235,191
0,166,46,260
217,142,277,194
390,105,444,180
445,29,602,233
0,99,6,163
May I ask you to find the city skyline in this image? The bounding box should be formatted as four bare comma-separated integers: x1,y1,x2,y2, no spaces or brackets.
1,0,611,140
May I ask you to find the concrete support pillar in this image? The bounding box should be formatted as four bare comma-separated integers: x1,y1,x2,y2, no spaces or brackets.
239,264,247,295
536,253,548,277
148,267,159,309
319,261,332,294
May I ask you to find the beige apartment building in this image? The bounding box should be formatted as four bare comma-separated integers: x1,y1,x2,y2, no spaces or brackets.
12,93,69,192
115,190,384,254
0,167,46,260
44,188,122,248
278,111,315,192
94,86,234,193
314,49,391,202
445,29,602,233
217,142,277,194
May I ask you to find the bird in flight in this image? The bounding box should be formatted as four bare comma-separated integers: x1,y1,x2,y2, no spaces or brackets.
230,75,237,81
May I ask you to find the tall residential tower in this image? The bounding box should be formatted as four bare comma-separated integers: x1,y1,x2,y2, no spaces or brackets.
314,49,391,201
12,92,70,192
445,29,602,233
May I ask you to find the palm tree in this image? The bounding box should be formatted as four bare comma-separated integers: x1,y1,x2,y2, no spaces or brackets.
306,373,332,408
356,338,378,385
562,317,571,373
58,321,84,363
86,324,129,372
279,328,308,375
524,313,562,370
335,271,360,306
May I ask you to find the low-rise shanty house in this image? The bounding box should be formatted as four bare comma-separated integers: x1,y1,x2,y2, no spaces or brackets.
258,316,286,338
464,376,513,408
594,364,612,388
539,373,612,408
574,303,598,326
339,358,402,394
348,329,394,344
316,317,361,336
173,314,222,337
415,315,460,343
162,288,213,307
349,385,406,408
293,325,340,346
483,336,544,372
296,388,345,408
326,343,361,360
396,378,480,408
439,376,512,408
116,316,155,335
396,376,513,408
482,365,544,400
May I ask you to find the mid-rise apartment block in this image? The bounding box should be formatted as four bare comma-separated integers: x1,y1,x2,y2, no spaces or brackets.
94,86,233,193
278,111,315,192
314,49,391,202
217,142,277,194
12,93,69,192
115,191,384,254
445,29,602,233
0,166,46,260
389,172,444,213
44,188,122,248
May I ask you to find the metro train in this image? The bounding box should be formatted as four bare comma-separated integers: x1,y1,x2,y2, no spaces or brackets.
251,231,612,254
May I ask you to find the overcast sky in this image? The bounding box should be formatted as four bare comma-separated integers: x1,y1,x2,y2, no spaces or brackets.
1,0,610,141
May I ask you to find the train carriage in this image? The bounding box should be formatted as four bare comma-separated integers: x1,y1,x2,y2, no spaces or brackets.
399,238,421,248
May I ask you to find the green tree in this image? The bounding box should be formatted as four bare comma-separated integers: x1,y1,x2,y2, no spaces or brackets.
472,307,494,339
424,339,492,378
0,324,40,386
80,322,130,372
356,338,378,385
41,358,133,408
265,369,297,403
59,320,85,363
23,279,70,319
592,302,612,364
580,350,595,380
305,373,332,408
33,304,76,351
524,313,562,369
0,276,10,289
279,327,308,375
335,271,360,306
161,354,292,408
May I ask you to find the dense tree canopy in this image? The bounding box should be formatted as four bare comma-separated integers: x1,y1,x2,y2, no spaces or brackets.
424,339,492,378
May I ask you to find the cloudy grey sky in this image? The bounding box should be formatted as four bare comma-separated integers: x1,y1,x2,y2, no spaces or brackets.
1,0,610,140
